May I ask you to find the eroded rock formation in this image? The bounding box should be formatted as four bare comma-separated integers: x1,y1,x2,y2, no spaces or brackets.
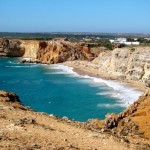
0,90,134,150
93,47,150,87
0,90,20,103
20,40,39,59
0,38,99,63
36,41,94,64
0,38,25,57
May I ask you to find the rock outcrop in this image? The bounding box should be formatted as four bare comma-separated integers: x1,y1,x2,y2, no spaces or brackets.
20,40,39,59
0,38,25,57
86,93,150,150
0,90,20,103
0,38,99,63
93,47,150,87
0,90,133,150
107,93,150,141
36,41,94,64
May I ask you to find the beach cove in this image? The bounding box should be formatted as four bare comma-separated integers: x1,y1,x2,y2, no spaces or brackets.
0,57,143,121
0,57,150,149
0,38,150,149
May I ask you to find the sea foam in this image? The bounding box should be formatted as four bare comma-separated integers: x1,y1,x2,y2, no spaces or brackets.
49,64,78,76
48,64,143,107
5,65,38,68
97,103,125,108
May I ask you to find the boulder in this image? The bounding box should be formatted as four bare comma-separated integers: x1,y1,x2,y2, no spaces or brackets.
0,91,21,103
105,113,119,129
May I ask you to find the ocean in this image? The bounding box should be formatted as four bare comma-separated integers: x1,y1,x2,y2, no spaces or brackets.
0,58,142,121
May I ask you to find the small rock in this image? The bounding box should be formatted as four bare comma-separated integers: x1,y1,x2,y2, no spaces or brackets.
16,117,36,125
105,113,118,129
31,143,41,149
64,139,67,142
124,118,131,123
120,138,129,143
101,128,106,133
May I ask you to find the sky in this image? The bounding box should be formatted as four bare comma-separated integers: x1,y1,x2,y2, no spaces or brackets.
0,0,150,33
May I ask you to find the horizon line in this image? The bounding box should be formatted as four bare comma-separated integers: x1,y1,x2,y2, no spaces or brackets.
0,31,150,35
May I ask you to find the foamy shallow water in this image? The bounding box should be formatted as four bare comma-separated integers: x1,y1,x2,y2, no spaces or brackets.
50,64,143,108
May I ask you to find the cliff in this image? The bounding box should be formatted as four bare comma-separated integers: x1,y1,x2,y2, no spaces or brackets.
0,38,25,57
1,90,150,149
88,93,150,149
93,47,150,87
36,41,94,64
0,91,133,150
0,38,98,63
20,40,39,59
1,39,150,148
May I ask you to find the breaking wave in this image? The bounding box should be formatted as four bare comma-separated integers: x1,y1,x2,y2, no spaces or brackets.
48,64,143,107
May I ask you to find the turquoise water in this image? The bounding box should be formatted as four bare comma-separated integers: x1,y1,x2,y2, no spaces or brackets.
0,58,142,121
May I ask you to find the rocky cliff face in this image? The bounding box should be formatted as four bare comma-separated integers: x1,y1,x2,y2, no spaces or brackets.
0,90,134,150
36,41,94,64
0,38,25,57
93,47,150,87
20,40,39,59
0,38,96,63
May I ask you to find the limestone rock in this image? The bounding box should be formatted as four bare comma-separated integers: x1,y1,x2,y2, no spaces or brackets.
36,41,95,64
0,39,25,57
16,118,36,125
20,40,39,59
105,113,118,129
0,91,20,103
93,47,150,87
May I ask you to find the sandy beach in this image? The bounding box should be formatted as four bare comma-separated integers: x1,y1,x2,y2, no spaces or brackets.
63,60,147,93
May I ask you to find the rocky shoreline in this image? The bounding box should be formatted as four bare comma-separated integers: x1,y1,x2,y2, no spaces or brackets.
0,90,150,150
0,38,150,149
63,60,150,141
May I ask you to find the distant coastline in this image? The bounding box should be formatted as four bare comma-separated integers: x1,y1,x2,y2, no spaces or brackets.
0,32,150,40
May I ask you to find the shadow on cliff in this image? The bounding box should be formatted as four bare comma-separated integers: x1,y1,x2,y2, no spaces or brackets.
36,41,95,64
0,39,25,57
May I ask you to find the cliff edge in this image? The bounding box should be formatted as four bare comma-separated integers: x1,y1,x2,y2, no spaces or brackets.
0,91,135,150
1,39,150,149
0,38,25,57
0,38,98,63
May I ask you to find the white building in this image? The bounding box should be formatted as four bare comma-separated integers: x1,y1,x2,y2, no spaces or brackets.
123,42,140,45
109,38,139,45
110,39,115,43
110,38,127,43
116,38,127,43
